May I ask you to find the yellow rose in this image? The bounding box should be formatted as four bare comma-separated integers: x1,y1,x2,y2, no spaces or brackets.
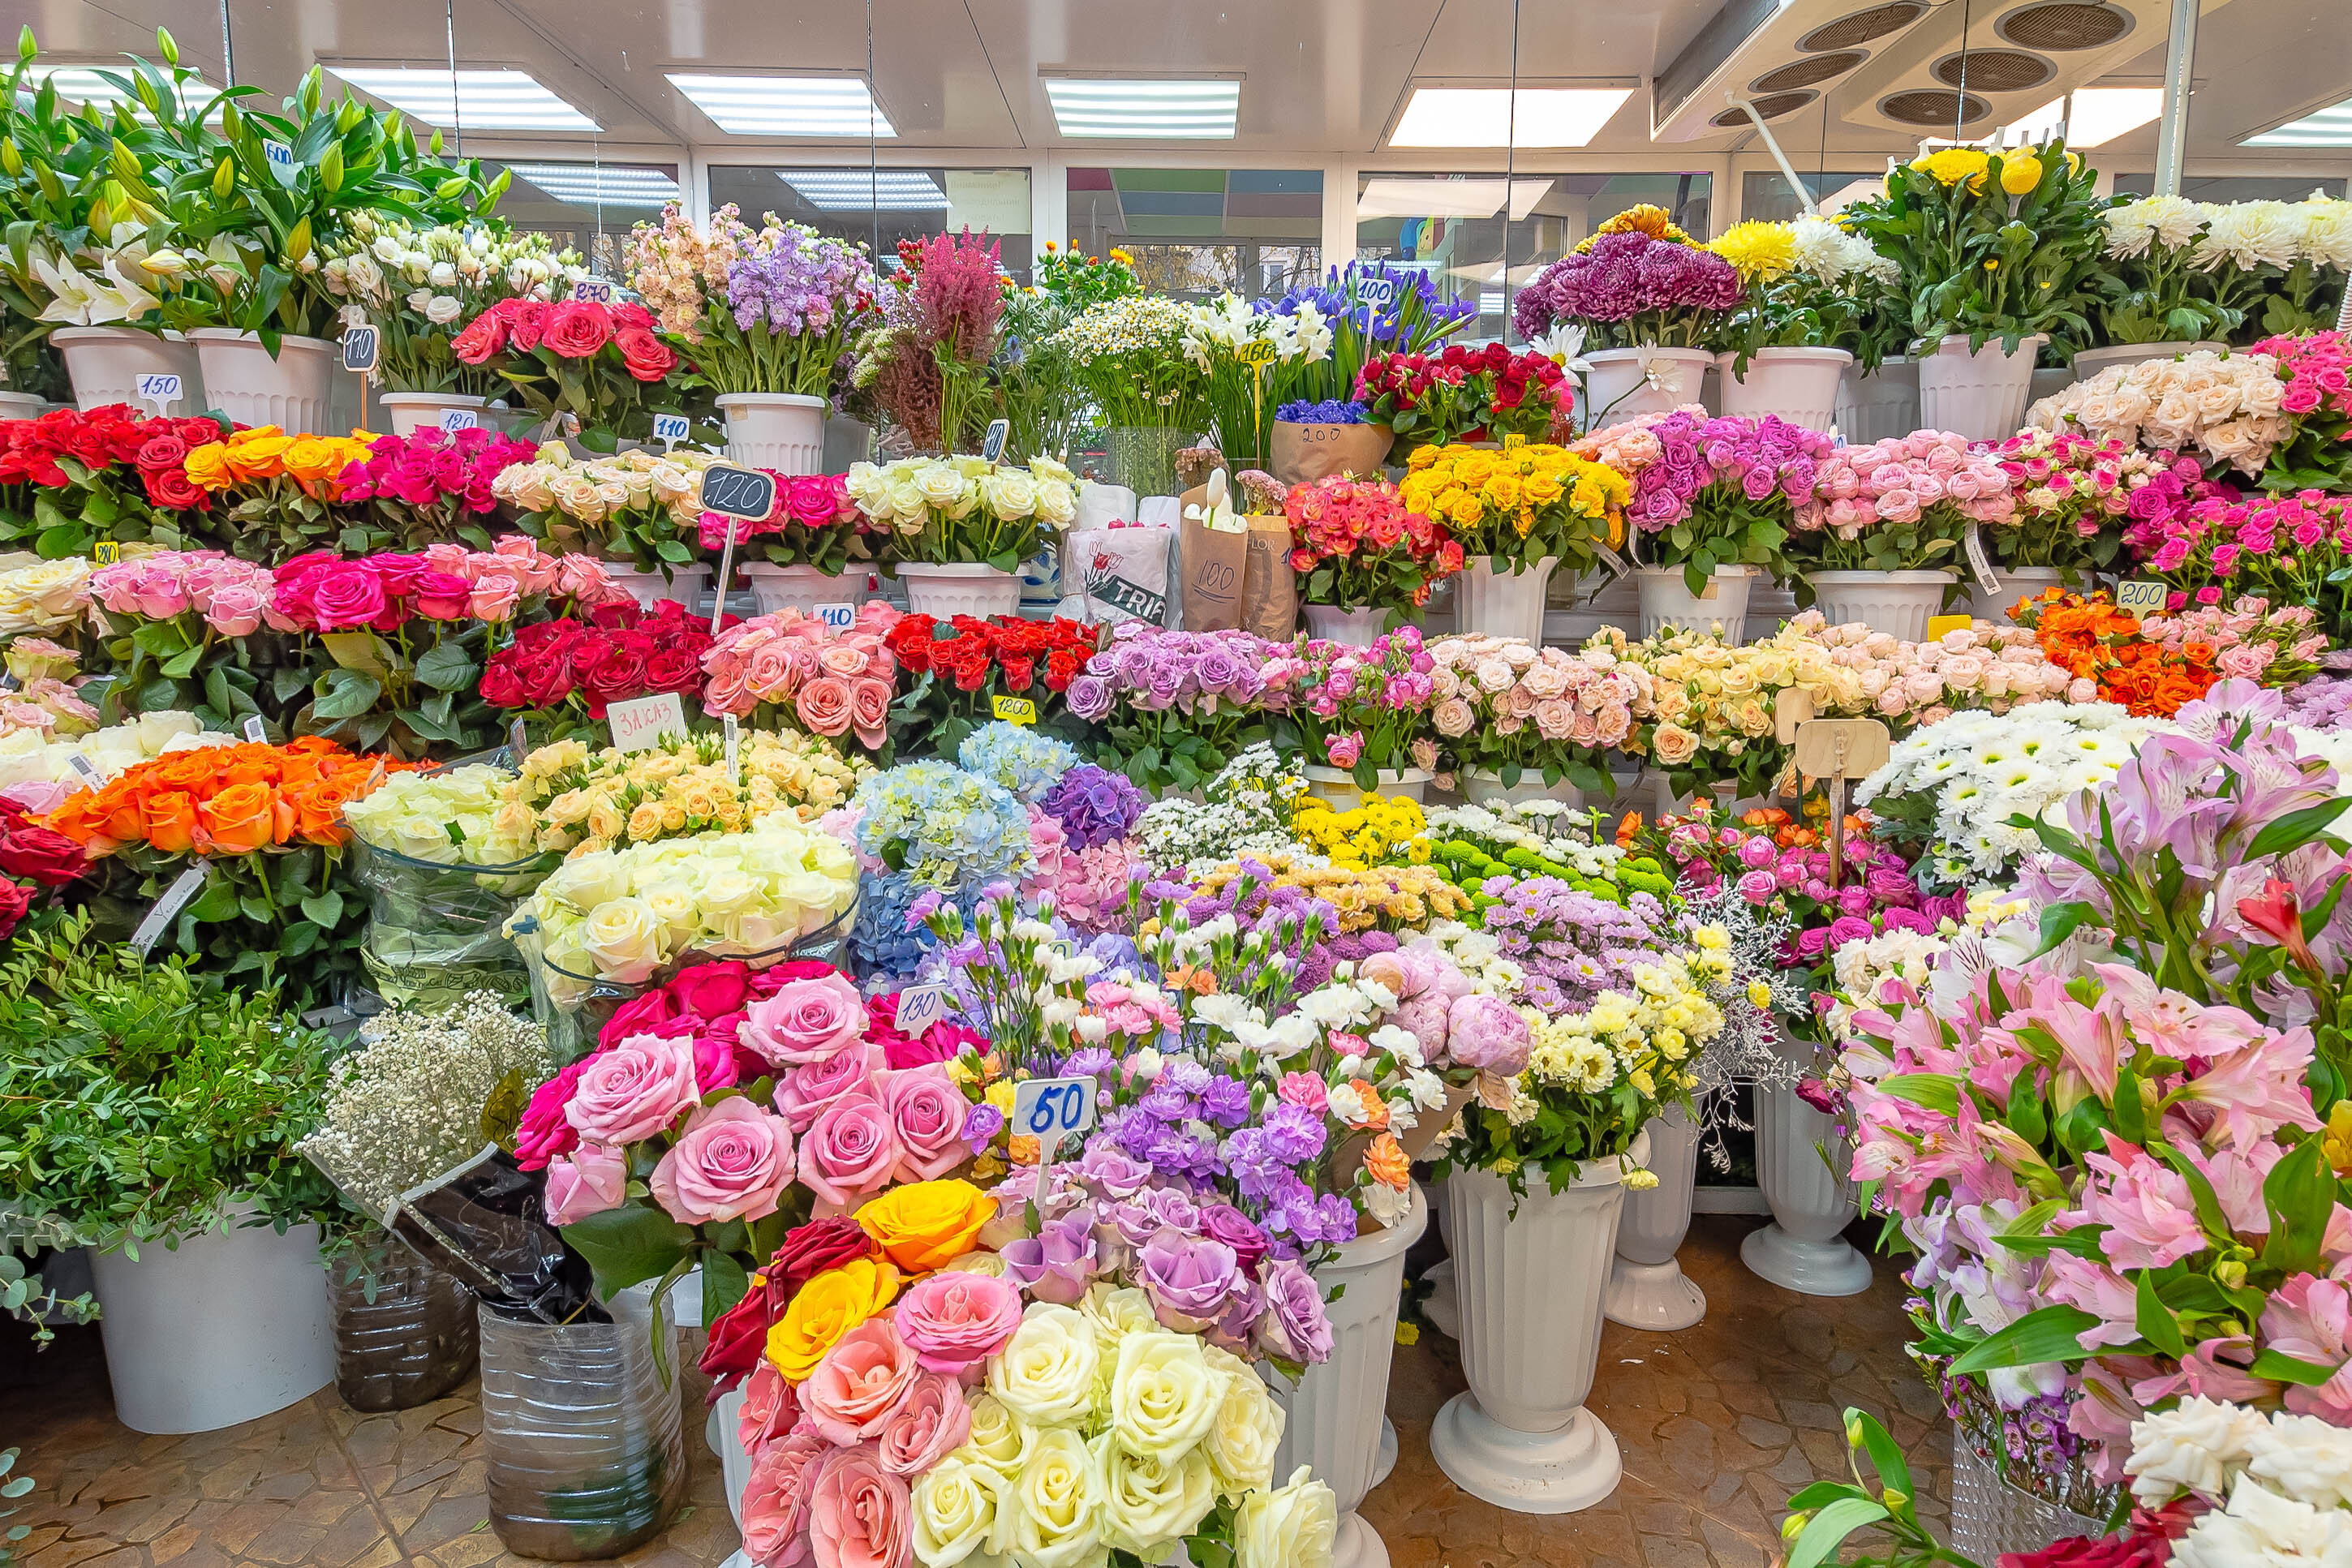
282,436,346,483
856,1179,999,1274
766,1256,902,1381
183,443,234,490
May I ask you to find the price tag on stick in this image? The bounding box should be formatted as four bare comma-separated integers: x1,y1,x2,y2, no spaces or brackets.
815,601,858,631
340,325,379,375
896,984,949,1038
699,464,777,637
133,372,182,418
982,419,1009,464
722,712,741,782
571,277,617,304
131,865,210,958
651,413,691,453
2116,578,2169,615
437,406,480,433
243,715,267,743
1795,718,1891,891
1014,1074,1098,1195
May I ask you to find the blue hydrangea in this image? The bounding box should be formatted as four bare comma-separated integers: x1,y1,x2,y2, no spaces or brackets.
852,761,1033,889
957,722,1080,805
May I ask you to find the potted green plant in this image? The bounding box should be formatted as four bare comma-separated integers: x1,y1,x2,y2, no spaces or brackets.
1705,216,1898,432
2079,194,2239,377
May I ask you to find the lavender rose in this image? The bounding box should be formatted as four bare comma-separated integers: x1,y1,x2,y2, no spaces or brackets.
999,1217,1099,1305
1137,1230,1243,1333
1253,1257,1335,1364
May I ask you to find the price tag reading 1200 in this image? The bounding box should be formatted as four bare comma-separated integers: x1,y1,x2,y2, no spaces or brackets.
1013,1076,1096,1148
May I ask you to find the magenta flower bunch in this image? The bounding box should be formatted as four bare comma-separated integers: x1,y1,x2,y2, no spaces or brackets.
2139,490,2352,645
2253,329,2352,492
1513,230,1739,349
1266,627,1438,781
332,426,546,552
1575,410,1833,590
1996,427,2205,577
1796,429,2017,574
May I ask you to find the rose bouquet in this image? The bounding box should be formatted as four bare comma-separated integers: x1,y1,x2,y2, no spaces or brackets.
1352,342,1572,453
2026,349,2289,478
1395,440,1629,577
493,443,727,574
1511,221,1739,350
1996,428,2204,578
504,728,868,857
1283,473,1461,619
453,295,690,444
1610,621,1861,797
1064,622,1296,797
330,426,544,552
82,549,282,733
1269,627,1438,787
0,638,98,743
625,204,876,399
2136,595,2327,689
0,406,234,558
1787,612,2086,727
319,215,585,396
2252,329,2352,493
182,425,379,564
700,604,900,751
42,737,419,1008
1426,634,1652,795
1576,410,1833,591
2141,490,2352,641
723,472,868,577
478,599,723,728
1795,429,2014,576
846,454,1077,574
881,613,1100,758
2012,589,2223,716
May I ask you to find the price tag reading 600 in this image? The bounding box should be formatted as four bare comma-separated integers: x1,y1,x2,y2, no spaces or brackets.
1013,1076,1096,1148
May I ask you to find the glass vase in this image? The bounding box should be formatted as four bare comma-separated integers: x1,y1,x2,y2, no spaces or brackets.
1101,424,1195,499
347,836,560,1012
329,1233,479,1412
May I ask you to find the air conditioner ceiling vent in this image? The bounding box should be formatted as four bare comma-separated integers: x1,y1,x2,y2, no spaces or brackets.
1995,2,2135,50
1933,49,2056,92
1754,52,1868,92
1880,88,1995,126
1713,92,1819,126
1799,3,1930,53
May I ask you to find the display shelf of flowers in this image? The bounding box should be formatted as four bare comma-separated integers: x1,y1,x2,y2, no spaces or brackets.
1705,215,1901,432
1791,431,2018,639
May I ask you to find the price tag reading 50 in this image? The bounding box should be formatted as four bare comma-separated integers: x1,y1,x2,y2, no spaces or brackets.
1014,1076,1096,1147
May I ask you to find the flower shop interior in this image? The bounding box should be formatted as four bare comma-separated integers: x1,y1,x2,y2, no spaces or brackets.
7,0,2352,1566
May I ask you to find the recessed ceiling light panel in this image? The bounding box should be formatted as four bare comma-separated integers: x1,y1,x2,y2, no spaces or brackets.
2245,96,2352,148
1044,78,1239,139
1388,87,1633,148
325,67,600,131
23,65,220,119
506,163,681,208
667,75,895,137
780,170,949,211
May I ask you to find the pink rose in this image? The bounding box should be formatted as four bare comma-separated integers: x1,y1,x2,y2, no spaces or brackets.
797,676,855,738
470,577,522,623
673,960,755,1020
413,571,475,620
817,644,870,677
798,1092,902,1210
875,1373,970,1475
742,1433,826,1568
204,582,266,636
801,1317,921,1445
892,1269,1021,1378
514,1059,588,1170
807,1445,912,1568
849,678,892,749
742,972,867,1067
564,1031,703,1145
738,1359,800,1458
876,1065,970,1184
776,1039,884,1133
648,1097,795,1224
544,1143,627,1225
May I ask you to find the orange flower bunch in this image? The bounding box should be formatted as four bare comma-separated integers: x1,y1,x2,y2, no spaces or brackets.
45,737,419,858
2011,588,2217,716
184,425,376,499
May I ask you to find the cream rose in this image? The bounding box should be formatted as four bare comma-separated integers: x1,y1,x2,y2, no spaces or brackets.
1096,1436,1215,1556
581,895,666,982
911,1454,1005,1568
1010,1427,1103,1568
988,1303,1101,1427
1109,1330,1225,1461
954,1392,1036,1480
1235,1467,1339,1568
1651,722,1700,767
1202,1348,1285,1498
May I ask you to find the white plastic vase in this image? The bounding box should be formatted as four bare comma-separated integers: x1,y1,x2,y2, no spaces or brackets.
1272,1188,1429,1568
1301,604,1391,647
1715,347,1851,432
1744,1074,1873,1297
604,561,712,613
1917,333,2047,443
1580,348,1713,427
742,562,867,616
1431,1130,1649,1514
1455,556,1558,643
0,392,41,419
88,1212,336,1433
893,562,1020,619
1304,765,1431,809
1605,1105,1706,1331
1461,769,1580,809
1806,570,1954,642
1636,565,1753,640
378,390,489,436
2069,342,2226,385
1834,357,1920,446
53,326,203,415
711,1389,752,1527
718,393,826,475
187,329,336,433
1965,565,2062,625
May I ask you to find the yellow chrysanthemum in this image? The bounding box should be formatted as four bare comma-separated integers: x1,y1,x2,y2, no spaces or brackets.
1997,153,2043,195
1911,148,1991,190
1706,220,1799,285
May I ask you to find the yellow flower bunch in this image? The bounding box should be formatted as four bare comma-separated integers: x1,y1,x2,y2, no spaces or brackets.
1911,148,1993,190
1705,220,1799,286
1399,442,1629,563
1519,951,1721,1101
184,425,376,497
1291,792,1431,870
1187,853,1471,934
503,728,870,857
1576,203,1696,253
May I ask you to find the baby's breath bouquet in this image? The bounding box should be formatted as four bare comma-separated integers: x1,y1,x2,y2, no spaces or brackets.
1052,294,1210,432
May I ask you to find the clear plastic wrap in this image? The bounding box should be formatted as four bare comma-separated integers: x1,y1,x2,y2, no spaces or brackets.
329,1231,479,1411
346,836,564,1010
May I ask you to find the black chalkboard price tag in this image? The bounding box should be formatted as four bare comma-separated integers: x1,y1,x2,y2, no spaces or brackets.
341,326,379,374
699,465,777,522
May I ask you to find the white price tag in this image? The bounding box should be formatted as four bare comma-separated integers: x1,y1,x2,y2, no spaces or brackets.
1013,1076,1097,1146
1961,524,2001,595
2115,578,2169,615
895,984,949,1037
1356,276,1398,309
814,601,858,631
651,414,691,450
606,691,689,753
243,715,266,743
264,140,295,175
130,865,209,958
134,372,182,415
437,406,480,432
66,752,101,783
572,277,617,304
722,712,740,780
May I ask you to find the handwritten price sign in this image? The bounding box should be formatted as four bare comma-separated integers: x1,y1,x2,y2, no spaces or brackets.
1013,1076,1095,1146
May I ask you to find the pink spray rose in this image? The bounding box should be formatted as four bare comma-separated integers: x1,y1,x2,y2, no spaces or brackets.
807,1446,912,1568
742,972,868,1068
648,1097,796,1224
564,1031,703,1145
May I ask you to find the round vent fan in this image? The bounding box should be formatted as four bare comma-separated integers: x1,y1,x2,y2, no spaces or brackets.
1799,2,1927,52
1933,49,2054,92
1879,88,1993,127
1753,53,1867,92
1997,2,2133,49
1713,92,1817,127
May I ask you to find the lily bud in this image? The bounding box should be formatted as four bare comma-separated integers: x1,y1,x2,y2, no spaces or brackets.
139,249,190,277
319,143,344,191
211,157,234,200
1782,1513,1811,1542
156,26,178,65
0,140,19,179
1843,1411,1865,1446
17,27,36,65
283,216,313,266
1883,1489,1910,1512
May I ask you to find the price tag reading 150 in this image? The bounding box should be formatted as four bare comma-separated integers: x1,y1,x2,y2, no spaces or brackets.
1014,1076,1095,1146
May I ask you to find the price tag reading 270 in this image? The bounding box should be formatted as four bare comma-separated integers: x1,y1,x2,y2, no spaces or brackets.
1014,1076,1096,1151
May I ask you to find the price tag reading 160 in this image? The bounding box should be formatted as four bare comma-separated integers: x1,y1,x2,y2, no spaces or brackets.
1014,1076,1095,1148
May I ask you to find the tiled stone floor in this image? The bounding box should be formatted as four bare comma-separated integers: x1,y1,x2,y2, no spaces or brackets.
6,1214,1945,1568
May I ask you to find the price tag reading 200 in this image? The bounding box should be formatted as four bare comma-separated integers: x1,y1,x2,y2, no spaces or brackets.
1013,1076,1096,1150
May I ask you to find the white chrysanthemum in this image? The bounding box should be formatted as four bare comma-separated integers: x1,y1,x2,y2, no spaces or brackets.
2194,200,2302,271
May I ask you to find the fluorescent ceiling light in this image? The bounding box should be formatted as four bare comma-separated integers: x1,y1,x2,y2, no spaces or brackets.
507,163,679,208
1389,87,1632,148
23,65,221,118
325,67,599,131
1357,177,1552,221
1044,78,1238,139
668,75,894,137
2244,95,2352,148
780,170,948,211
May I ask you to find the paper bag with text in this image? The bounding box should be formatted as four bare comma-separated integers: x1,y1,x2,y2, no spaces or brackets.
1240,515,1297,642
1177,475,1248,631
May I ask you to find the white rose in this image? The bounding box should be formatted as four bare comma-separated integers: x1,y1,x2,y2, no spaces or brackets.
580,895,666,982
911,1454,1004,1568
1010,1427,1103,1568
2128,1396,2277,1506
1095,1434,1215,1556
1109,1329,1226,1461
988,1302,1102,1426
2247,1411,2352,1510
640,882,699,940
426,293,462,324
1034,479,1077,527
1078,1283,1159,1367
980,470,1038,521
955,1392,1036,1480
2175,1476,2352,1568
132,711,202,753
1202,1349,1285,1498
1234,1467,1339,1568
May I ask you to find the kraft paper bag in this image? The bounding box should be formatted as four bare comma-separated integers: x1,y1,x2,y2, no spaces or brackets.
1270,420,1395,486
1240,516,1297,642
1177,472,1247,631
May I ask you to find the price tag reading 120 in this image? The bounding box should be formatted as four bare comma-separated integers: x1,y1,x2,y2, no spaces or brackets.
1013,1076,1096,1148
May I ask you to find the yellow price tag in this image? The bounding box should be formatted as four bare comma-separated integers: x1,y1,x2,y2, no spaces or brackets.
1234,340,1278,367
1501,434,1528,449
991,696,1038,725
92,541,122,565
1924,614,1972,640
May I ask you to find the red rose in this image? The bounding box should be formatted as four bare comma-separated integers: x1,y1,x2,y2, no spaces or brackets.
999,653,1034,691
615,326,674,383
503,299,549,353
451,310,510,366
644,644,699,691
765,1216,879,1304
0,814,85,887
582,645,651,714
1045,647,1081,691
135,434,188,473
697,1278,775,1391
478,657,528,708
143,466,206,509
540,302,615,360
0,880,28,941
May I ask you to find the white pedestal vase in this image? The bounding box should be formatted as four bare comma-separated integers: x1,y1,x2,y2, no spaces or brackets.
1455,556,1558,642
604,562,712,612
1462,769,1580,809
717,392,826,475
1546,569,1640,647
1604,1105,1705,1332
1805,569,1954,642
741,563,868,616
1581,348,1713,427
54,326,203,415
1834,357,1919,446
1715,348,1851,432
1743,1071,1873,1297
88,1213,336,1434
893,562,1021,619
187,329,336,433
2068,341,2227,386
1271,1186,1428,1568
1964,565,2063,624
1301,603,1391,646
1636,565,1753,640
1304,765,1433,809
0,392,44,419
378,390,489,436
1917,333,2047,443
1431,1130,1649,1514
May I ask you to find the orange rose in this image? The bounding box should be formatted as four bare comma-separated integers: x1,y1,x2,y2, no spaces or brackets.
141,790,199,854
197,780,285,853
290,780,354,843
